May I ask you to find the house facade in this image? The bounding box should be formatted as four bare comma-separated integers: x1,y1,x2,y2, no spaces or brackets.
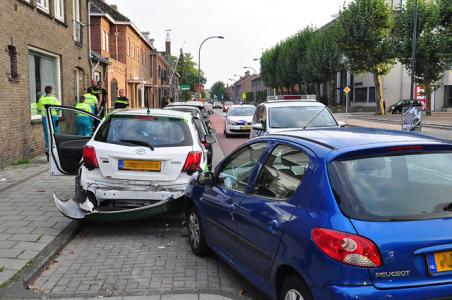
0,0,90,167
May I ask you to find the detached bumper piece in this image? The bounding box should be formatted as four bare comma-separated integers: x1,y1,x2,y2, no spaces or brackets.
53,193,184,222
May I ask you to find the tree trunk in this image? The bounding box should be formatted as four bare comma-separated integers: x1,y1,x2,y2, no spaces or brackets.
373,72,385,115
425,83,432,116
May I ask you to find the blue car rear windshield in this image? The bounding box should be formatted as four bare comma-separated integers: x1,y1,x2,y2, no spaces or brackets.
328,152,452,221
95,115,193,147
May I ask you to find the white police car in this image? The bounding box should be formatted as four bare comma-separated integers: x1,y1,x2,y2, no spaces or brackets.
249,95,340,138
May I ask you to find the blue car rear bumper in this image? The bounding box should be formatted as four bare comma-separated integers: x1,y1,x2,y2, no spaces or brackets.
318,283,452,299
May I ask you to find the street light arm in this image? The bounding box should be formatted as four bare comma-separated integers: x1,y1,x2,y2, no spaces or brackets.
198,36,224,93
243,66,257,74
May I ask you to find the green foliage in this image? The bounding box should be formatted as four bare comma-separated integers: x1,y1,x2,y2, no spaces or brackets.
210,81,228,100
437,0,452,63
393,0,449,114
306,22,342,84
338,0,395,75
11,159,30,166
338,0,395,114
175,51,206,101
256,90,268,103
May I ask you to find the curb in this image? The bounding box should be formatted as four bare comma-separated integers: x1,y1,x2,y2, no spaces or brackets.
0,221,81,299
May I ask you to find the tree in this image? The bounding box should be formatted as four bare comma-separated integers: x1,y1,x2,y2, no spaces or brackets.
438,0,452,64
175,51,206,101
210,81,228,101
306,22,343,101
339,0,396,114
393,0,449,115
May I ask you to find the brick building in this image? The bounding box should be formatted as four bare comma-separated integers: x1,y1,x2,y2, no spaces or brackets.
90,0,176,110
0,0,90,167
230,71,258,103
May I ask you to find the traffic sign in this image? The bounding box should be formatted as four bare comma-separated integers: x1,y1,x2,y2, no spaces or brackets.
343,86,351,94
180,84,190,91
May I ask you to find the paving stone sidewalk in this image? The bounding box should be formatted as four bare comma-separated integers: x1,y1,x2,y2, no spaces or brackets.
12,294,233,300
0,156,75,286
335,114,452,141
30,219,265,300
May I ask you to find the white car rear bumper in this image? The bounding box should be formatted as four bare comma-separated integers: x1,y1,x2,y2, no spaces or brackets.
80,167,188,201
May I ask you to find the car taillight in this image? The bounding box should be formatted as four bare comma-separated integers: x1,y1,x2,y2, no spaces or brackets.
83,146,99,169
183,151,202,173
312,228,382,268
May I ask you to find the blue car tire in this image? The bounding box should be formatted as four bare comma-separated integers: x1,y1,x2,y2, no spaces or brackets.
187,205,210,256
280,275,312,300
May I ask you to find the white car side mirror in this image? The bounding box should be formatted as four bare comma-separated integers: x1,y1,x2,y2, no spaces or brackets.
252,123,264,130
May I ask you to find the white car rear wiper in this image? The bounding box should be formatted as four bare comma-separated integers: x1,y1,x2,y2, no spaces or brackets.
120,139,155,151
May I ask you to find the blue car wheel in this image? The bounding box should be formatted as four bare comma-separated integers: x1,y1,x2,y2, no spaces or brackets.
187,205,210,256
280,275,312,300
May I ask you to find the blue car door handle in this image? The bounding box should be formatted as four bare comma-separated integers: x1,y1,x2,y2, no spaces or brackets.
229,203,237,218
268,220,279,234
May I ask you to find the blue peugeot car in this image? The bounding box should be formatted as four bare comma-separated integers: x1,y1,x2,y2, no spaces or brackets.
185,128,452,300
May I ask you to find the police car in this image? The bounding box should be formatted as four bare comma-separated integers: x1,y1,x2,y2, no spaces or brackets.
249,95,341,138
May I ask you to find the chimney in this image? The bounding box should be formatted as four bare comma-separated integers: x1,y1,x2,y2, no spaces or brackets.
149,38,155,48
141,31,150,40
111,4,118,11
165,31,171,58
245,71,250,76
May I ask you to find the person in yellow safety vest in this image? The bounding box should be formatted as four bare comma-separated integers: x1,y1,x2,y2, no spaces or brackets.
114,89,129,109
83,91,98,115
37,85,61,157
75,95,93,137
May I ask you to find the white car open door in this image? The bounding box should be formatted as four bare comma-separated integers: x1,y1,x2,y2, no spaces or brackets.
46,106,101,176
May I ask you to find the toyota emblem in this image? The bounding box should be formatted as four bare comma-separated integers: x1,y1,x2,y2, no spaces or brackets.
136,148,146,155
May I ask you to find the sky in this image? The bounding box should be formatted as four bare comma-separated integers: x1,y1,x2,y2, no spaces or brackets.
106,0,349,87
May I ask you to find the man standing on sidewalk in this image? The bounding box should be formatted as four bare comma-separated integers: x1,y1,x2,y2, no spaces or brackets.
75,95,93,137
84,90,99,115
114,89,129,109
37,86,61,159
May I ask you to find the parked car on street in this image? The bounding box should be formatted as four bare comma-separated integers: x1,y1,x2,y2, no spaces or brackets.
222,101,233,112
250,96,340,139
185,127,452,300
46,106,208,221
213,101,223,109
167,101,213,129
164,106,216,170
387,99,423,114
223,104,256,137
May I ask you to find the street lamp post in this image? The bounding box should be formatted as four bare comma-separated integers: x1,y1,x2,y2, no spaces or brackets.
197,35,224,97
410,0,419,102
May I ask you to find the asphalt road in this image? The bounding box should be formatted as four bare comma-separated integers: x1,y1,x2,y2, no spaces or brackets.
29,113,267,300
210,109,250,156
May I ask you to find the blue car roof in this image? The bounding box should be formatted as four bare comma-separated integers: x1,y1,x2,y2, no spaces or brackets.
276,127,447,150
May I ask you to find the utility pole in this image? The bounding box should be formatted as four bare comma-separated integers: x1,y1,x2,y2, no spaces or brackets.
410,0,419,101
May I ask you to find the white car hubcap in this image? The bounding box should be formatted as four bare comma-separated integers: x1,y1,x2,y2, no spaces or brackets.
284,289,304,300
188,213,200,248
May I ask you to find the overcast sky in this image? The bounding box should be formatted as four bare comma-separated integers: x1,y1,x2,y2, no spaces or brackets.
107,0,349,87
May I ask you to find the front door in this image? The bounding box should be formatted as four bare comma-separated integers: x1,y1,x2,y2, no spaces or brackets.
200,142,267,260
234,143,314,279
46,106,101,176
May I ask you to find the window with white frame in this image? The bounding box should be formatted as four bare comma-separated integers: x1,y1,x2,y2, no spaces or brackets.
72,0,81,42
29,49,60,119
101,31,109,52
54,0,65,21
37,0,49,12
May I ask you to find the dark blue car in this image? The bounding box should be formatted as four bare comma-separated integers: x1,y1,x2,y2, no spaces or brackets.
185,128,452,300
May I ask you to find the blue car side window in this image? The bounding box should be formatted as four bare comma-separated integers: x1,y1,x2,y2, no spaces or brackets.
217,142,267,193
253,144,309,201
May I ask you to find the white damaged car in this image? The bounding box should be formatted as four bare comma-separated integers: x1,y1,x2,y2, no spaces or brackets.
46,106,208,221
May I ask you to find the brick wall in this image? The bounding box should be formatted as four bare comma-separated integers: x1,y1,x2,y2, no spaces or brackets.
0,0,90,167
